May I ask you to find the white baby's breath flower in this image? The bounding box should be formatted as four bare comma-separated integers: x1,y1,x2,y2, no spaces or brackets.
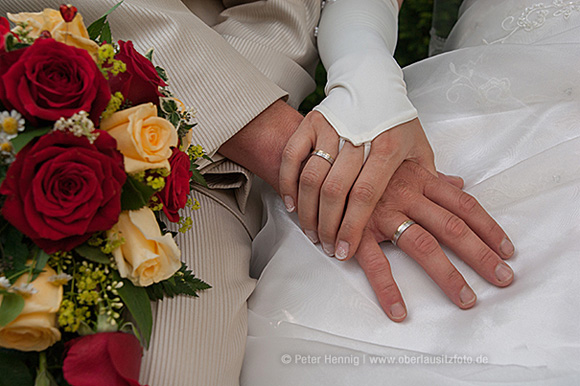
0,110,25,139
53,111,99,144
12,283,38,297
0,276,11,290
48,273,73,286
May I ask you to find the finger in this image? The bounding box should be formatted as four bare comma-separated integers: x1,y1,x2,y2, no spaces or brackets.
333,144,403,261
424,176,515,260
355,230,407,322
317,142,364,256
279,125,316,213
408,195,514,288
394,221,478,309
297,137,339,244
437,172,464,189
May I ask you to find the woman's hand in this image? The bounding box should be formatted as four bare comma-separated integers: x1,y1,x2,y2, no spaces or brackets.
278,111,436,260
357,161,515,322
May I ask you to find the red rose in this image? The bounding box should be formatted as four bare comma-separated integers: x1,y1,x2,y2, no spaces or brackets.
0,17,11,51
109,40,167,106
63,332,145,386
0,38,110,125
156,148,192,222
0,130,126,253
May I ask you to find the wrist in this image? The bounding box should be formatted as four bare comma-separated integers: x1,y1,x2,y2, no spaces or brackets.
218,99,303,192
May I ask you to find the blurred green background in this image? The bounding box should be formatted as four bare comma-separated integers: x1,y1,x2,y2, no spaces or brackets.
299,0,435,113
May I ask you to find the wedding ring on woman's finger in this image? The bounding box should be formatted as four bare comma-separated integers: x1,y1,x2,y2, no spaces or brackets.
310,149,335,165
391,220,417,246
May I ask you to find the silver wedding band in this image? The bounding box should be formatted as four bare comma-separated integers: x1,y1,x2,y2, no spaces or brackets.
391,220,416,246
311,149,335,165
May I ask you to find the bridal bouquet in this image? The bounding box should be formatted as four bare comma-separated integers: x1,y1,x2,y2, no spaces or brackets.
0,4,210,385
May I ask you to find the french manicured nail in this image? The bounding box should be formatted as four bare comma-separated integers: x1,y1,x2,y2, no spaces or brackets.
389,302,406,320
459,285,476,306
335,240,349,260
500,237,514,258
305,230,319,244
283,195,295,212
322,242,335,257
495,263,513,283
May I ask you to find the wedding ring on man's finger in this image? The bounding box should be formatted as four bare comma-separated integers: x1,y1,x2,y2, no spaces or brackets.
391,220,416,246
310,149,335,165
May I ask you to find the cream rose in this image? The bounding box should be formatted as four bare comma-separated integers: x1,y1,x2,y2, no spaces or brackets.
101,103,178,174
8,9,99,60
108,207,182,287
0,265,63,351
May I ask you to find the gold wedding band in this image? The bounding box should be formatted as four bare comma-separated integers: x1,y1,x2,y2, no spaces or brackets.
310,149,335,165
391,220,416,246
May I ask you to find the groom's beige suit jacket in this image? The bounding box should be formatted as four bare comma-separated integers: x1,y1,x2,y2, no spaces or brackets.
0,0,321,384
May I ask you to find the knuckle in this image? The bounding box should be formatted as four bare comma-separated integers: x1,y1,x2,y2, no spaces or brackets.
458,192,479,214
390,178,415,202
410,232,440,256
364,254,390,275
444,215,468,239
338,220,359,238
485,219,503,236
376,280,399,300
300,168,322,190
350,181,377,206
321,178,346,201
445,268,465,287
281,142,301,163
475,247,498,267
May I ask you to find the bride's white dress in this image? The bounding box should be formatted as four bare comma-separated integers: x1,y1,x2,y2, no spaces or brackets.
243,0,580,384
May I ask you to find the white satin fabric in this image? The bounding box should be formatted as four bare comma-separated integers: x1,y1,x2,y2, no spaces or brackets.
243,0,580,384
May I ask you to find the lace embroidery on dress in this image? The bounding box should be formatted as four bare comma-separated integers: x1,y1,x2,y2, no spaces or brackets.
446,58,511,104
484,0,580,44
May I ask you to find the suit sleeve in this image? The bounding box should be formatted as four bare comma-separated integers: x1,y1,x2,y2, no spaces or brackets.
213,0,321,109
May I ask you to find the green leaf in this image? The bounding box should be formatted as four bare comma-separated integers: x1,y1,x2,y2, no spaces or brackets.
121,175,157,211
156,66,169,83
11,128,51,153
2,225,29,264
0,350,34,386
190,169,208,188
146,263,210,301
0,293,25,327
4,34,30,52
115,275,152,349
74,244,111,265
87,1,124,42
30,249,49,282
144,48,154,62
100,22,113,45
161,99,178,114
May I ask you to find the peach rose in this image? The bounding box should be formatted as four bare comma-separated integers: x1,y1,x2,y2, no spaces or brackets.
108,207,181,287
0,265,63,351
100,103,178,174
8,9,98,60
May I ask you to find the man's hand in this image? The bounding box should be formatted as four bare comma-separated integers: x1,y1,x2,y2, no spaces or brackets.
356,161,515,322
218,99,303,191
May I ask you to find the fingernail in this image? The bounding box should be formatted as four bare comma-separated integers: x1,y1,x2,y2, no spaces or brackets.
459,285,476,306
495,263,513,283
389,302,406,320
500,237,514,258
322,242,335,257
335,240,349,260
305,230,319,244
283,195,295,212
